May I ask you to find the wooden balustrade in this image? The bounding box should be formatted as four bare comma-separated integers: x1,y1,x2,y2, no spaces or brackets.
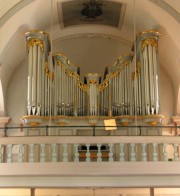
0,136,179,163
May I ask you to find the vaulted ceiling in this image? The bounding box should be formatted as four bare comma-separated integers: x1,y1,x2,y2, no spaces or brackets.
0,0,180,101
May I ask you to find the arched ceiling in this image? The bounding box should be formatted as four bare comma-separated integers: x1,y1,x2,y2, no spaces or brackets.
0,0,180,99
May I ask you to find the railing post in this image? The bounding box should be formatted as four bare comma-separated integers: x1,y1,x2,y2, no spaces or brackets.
86,144,91,162
51,144,57,162
74,144,79,162
130,144,136,162
108,143,113,162
119,143,125,162
97,143,102,162
18,144,24,162
152,143,158,161
163,143,168,161
141,143,147,161
7,144,12,163
40,144,45,162
29,144,34,162
174,143,179,161
63,144,68,162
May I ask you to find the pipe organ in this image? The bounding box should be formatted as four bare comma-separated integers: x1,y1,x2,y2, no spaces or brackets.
24,30,161,120
85,73,101,116
25,31,50,116
99,53,133,117
133,31,161,116
53,54,87,116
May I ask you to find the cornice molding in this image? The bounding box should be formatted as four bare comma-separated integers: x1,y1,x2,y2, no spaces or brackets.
0,0,34,28
53,33,132,46
149,0,180,23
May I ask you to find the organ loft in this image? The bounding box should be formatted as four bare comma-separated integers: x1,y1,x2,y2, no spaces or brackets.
21,30,164,135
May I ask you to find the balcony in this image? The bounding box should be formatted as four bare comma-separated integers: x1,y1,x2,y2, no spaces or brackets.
0,125,180,188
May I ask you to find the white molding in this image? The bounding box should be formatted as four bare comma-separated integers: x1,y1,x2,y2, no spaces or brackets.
0,162,180,176
0,135,180,145
0,0,34,28
1,163,180,187
149,0,180,23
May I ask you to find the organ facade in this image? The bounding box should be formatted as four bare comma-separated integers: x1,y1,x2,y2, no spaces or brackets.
22,30,163,127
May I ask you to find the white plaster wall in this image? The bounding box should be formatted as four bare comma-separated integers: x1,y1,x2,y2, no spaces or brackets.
52,36,132,78
159,65,175,124
6,58,27,126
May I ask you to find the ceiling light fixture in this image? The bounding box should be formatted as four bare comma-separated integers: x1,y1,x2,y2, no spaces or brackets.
81,0,103,19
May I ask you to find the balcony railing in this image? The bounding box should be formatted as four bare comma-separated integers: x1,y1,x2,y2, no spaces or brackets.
0,125,180,183
0,125,179,163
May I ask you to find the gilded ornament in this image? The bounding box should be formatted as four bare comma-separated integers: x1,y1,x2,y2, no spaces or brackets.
141,38,158,51
89,79,98,85
98,60,131,91
136,30,161,37
45,62,54,80
131,72,135,80
55,59,88,91
136,61,141,76
27,39,44,52
25,30,49,36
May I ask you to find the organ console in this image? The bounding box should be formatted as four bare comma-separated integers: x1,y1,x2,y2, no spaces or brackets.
22,30,163,127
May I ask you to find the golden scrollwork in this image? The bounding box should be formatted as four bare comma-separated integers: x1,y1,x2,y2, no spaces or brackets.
131,72,135,81
136,61,141,76
45,62,54,80
76,76,88,91
98,60,131,91
24,30,49,36
136,30,161,37
54,54,79,68
141,38,158,51
98,74,109,91
131,62,141,80
56,60,88,91
27,39,44,52
89,79,98,85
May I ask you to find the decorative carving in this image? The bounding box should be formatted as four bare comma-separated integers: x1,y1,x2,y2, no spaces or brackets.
27,39,44,52
45,62,54,80
142,38,158,51
136,61,141,76
99,60,131,91
56,60,88,91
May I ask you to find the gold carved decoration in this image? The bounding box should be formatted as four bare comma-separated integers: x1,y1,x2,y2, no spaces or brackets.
131,62,141,81
27,39,44,52
142,38,158,51
131,72,135,81
136,61,141,76
56,60,88,91
89,79,98,85
45,62,54,80
99,60,131,91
